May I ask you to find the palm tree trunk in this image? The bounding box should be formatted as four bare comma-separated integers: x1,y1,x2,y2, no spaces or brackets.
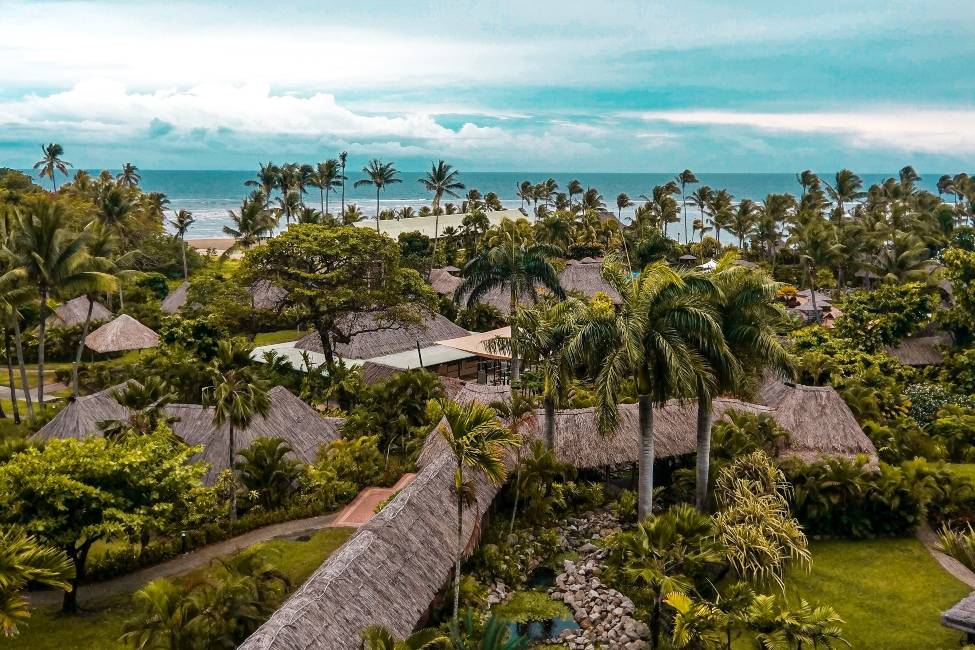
12,318,33,419
71,297,95,398
229,423,237,525
509,288,520,383
809,264,820,323
325,189,330,216
682,188,688,243
180,236,189,282
544,393,556,449
376,188,381,233
637,393,654,520
320,188,325,214
5,331,21,424
454,462,463,621
340,166,346,216
695,390,713,511
37,290,47,406
430,212,440,279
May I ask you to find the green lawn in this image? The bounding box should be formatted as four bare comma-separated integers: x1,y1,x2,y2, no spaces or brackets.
253,329,304,346
4,527,355,650
785,538,969,649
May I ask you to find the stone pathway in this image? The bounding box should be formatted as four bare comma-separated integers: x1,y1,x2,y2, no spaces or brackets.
917,521,975,589
29,512,340,607
331,473,416,528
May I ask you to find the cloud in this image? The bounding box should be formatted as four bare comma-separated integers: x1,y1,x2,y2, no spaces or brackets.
635,109,975,154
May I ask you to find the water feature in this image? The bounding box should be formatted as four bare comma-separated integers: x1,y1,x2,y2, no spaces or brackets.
507,615,579,642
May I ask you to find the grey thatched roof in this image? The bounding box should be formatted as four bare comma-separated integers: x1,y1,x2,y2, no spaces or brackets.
161,281,189,314
943,593,975,635
294,311,469,360
32,385,341,485
558,259,621,302
85,315,160,353
251,280,289,311
50,296,112,328
429,268,462,296
239,451,499,650
796,289,832,305
885,333,952,366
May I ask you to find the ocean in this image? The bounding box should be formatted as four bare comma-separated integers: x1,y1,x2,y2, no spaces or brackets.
21,170,950,240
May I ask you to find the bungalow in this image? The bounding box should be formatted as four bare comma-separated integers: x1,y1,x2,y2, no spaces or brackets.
47,296,112,329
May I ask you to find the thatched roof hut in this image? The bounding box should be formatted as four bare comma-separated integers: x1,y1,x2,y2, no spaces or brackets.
161,281,189,314
558,258,621,302
942,593,975,637
251,280,289,311
49,296,112,328
32,384,132,442
84,315,160,353
239,451,500,650
294,311,469,360
429,268,463,296
885,333,952,367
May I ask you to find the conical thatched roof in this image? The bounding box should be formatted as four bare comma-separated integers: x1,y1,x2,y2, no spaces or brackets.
558,259,621,302
239,451,499,650
251,280,289,311
32,384,132,442
294,311,468,360
49,296,112,328
884,333,952,367
429,268,462,296
160,281,189,314
85,315,160,353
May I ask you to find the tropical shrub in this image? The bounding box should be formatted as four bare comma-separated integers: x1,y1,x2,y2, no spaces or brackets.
456,303,506,332
941,348,975,394
937,525,975,573
834,283,934,351
905,382,975,425
236,437,302,510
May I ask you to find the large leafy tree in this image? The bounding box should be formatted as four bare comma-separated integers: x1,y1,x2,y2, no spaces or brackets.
0,529,74,636
33,143,71,191
354,160,402,232
242,224,435,370
434,399,519,621
0,433,203,612
570,262,727,519
455,225,564,381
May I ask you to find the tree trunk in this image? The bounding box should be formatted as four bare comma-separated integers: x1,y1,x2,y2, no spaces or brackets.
12,318,33,419
682,189,688,244
544,393,556,449
5,332,21,424
325,188,330,216
650,596,662,650
62,541,92,613
37,290,47,406
509,288,520,382
319,188,325,214
695,390,713,511
72,297,95,398
637,394,654,520
375,189,381,233
453,462,463,621
340,168,346,217
809,264,821,323
181,236,189,281
430,212,440,280
229,423,237,525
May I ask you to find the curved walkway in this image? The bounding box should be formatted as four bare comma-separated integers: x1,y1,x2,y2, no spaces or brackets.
918,521,975,589
29,512,339,607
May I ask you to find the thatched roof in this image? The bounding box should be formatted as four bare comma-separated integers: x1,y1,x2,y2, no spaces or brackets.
32,385,342,485
239,451,500,650
429,268,462,296
294,311,469,360
943,593,975,635
796,289,832,305
161,281,189,314
49,296,112,328
32,384,132,442
251,280,289,311
558,259,621,302
85,315,160,353
885,333,952,366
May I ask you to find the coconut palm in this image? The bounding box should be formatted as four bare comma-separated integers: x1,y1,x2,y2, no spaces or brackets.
489,391,536,533
419,161,465,272
203,340,271,524
354,160,402,233
727,199,758,249
97,185,133,229
0,261,34,420
0,529,74,636
567,179,583,209
245,161,280,204
5,203,115,404
693,261,791,510
117,162,141,188
434,399,519,621
516,181,534,212
706,189,733,244
824,169,864,222
455,233,564,382
788,217,841,321
689,186,714,244
222,197,277,259
338,151,349,216
675,170,699,244
581,187,605,211
617,193,634,220
33,143,71,191
871,230,930,283
167,209,196,281
308,159,342,216
795,170,819,198
535,214,574,250
569,262,726,519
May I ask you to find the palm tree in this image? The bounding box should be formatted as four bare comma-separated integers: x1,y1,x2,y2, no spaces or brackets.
354,160,402,233
117,162,141,188
362,625,451,649
706,189,733,244
0,529,74,636
675,169,699,243
689,186,713,244
119,578,201,650
167,209,195,281
309,159,342,215
245,161,280,204
6,203,114,404
517,181,534,212
455,233,564,382
236,437,300,509
339,151,349,216
616,193,633,221
795,170,819,198
789,217,841,321
0,263,34,420
569,262,726,519
871,230,930,283
222,198,277,259
693,262,791,510
581,187,605,211
97,185,133,229
567,179,583,209
203,340,271,524
434,399,519,620
419,160,465,272
33,143,71,191
728,199,758,249
825,169,864,222
489,392,536,532
139,192,170,223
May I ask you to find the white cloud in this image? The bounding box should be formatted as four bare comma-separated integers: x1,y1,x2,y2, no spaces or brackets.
635,109,975,154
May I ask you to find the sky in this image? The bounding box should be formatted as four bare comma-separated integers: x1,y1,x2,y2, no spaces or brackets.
1,0,974,172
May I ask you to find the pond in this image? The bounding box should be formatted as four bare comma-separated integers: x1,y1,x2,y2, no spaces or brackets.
528,566,557,588
507,615,579,642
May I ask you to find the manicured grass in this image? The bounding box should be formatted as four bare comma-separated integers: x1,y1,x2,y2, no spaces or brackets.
784,538,969,649
3,527,355,650
253,329,305,346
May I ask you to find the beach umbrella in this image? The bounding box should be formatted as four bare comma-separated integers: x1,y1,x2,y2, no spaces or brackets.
84,314,160,354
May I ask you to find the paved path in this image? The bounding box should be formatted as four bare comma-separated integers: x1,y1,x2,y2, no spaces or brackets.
29,512,340,607
332,473,416,528
0,382,66,403
918,521,975,589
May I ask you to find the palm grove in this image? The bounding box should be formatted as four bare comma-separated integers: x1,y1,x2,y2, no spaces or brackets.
1,144,975,648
